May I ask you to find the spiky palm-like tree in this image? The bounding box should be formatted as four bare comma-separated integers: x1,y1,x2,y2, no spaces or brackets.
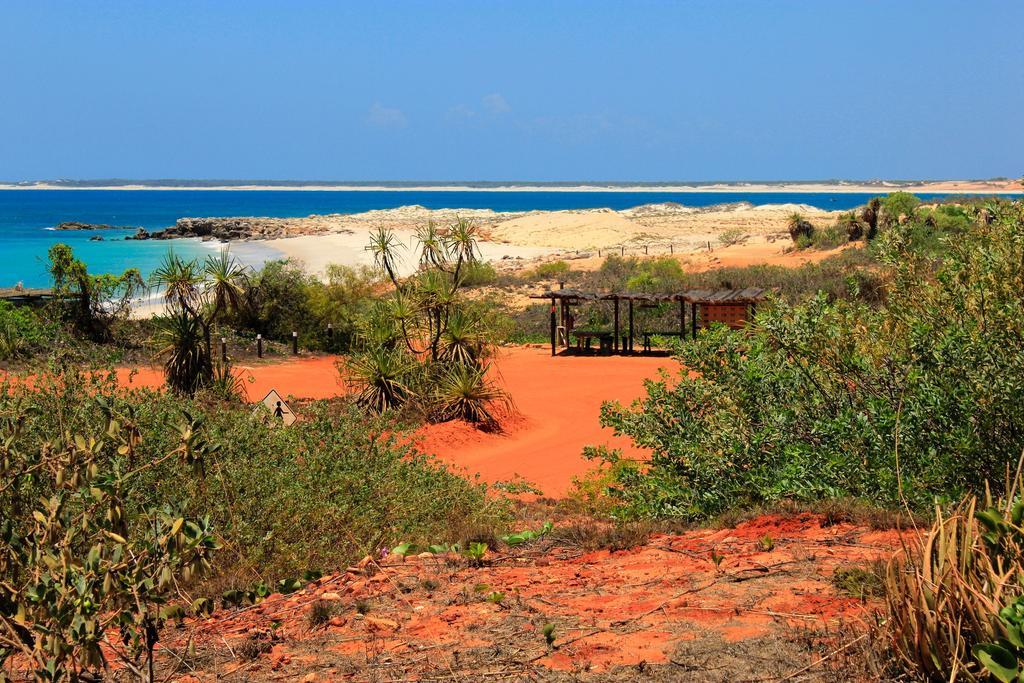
345,346,417,414
440,309,489,367
432,363,510,424
787,213,814,243
150,249,248,395
154,309,211,396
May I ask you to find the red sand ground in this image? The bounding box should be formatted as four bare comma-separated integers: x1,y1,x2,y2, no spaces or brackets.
111,346,673,497
144,513,900,681
114,356,347,402
412,346,673,496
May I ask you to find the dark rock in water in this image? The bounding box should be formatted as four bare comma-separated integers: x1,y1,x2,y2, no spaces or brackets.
124,228,152,240
56,221,136,231
88,235,104,241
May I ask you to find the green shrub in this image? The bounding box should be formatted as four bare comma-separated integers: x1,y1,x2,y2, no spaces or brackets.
0,367,509,597
534,260,570,279
879,191,921,228
0,301,54,360
461,260,498,287
596,201,1024,518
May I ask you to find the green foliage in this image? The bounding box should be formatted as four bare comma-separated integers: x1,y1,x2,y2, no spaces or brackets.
501,521,553,546
718,227,748,247
232,260,379,351
0,396,217,681
0,366,510,623
879,191,921,228
150,250,249,396
47,243,144,342
0,302,54,361
431,362,511,424
154,309,211,395
460,260,498,287
787,212,814,243
596,201,1024,518
347,220,511,425
345,346,417,414
534,260,570,279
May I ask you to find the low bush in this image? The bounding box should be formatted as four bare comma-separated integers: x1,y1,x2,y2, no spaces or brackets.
534,260,570,279
0,366,509,600
594,201,1024,518
229,260,379,351
0,302,54,361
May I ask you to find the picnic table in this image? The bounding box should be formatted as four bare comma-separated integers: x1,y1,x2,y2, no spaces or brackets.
573,330,614,354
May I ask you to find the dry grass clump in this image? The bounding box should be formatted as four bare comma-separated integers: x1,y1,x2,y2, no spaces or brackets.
885,470,1024,681
547,521,654,552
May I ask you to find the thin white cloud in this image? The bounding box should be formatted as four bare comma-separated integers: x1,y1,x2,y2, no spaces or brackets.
482,93,511,114
366,102,407,128
445,104,477,121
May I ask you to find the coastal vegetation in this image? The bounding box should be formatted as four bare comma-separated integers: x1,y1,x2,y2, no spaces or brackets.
0,365,507,680
4,193,1024,680
343,219,511,424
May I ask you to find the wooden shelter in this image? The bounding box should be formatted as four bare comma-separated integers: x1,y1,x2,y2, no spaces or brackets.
531,287,768,356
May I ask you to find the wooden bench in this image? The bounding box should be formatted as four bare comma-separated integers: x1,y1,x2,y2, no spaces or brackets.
573,330,614,354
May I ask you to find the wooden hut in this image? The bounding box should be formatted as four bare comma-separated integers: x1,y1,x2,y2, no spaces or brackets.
532,287,768,356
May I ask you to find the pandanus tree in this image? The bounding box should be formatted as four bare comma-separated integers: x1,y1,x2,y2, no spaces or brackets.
347,218,509,423
787,212,815,243
150,249,249,395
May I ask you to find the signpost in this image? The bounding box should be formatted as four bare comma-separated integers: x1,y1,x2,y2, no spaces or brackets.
254,389,296,426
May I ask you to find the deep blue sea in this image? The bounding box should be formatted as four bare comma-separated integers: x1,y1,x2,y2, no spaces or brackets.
1,189,1018,288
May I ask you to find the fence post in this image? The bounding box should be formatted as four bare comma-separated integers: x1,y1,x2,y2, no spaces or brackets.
327,323,334,349
644,245,648,255
256,334,263,359
220,337,227,363
620,245,624,256
670,244,673,254
292,331,298,355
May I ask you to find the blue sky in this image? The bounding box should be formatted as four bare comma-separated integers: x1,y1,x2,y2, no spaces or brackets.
0,1,1021,181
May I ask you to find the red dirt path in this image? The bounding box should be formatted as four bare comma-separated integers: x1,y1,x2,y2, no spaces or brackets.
110,346,673,498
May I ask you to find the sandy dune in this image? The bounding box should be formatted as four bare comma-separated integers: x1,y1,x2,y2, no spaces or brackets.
246,201,841,273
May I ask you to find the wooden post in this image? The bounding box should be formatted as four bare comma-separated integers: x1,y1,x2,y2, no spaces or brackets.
327,323,334,347
679,300,685,337
670,244,673,254
691,302,698,339
257,334,263,359
613,297,620,352
620,245,624,256
628,299,634,353
644,245,648,255
549,297,557,356
291,331,298,355
598,249,601,257
220,337,227,363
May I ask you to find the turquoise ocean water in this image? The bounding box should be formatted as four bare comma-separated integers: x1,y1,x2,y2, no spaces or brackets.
1,189,1017,288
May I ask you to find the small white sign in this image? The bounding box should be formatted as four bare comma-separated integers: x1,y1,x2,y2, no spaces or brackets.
255,389,296,426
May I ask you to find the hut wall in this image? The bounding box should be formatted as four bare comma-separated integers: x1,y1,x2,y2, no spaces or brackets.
702,303,750,329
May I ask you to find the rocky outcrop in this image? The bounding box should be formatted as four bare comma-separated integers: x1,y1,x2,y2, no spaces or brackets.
132,216,335,242
55,221,135,230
